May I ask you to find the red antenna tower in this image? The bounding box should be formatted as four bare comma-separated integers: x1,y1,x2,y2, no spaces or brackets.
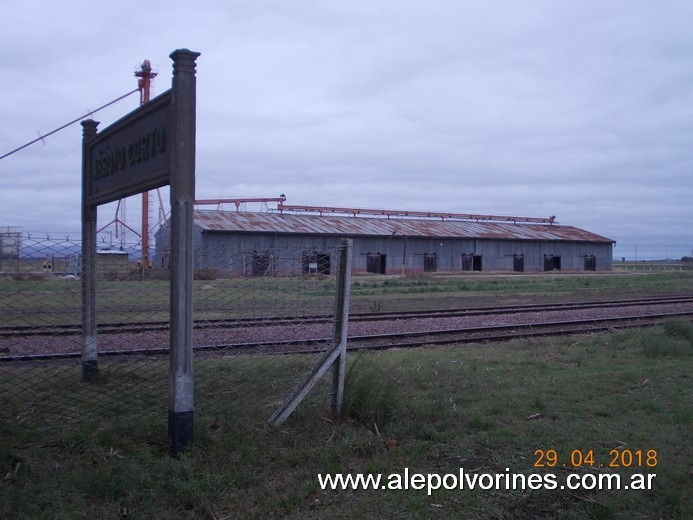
136,59,157,104
135,60,157,269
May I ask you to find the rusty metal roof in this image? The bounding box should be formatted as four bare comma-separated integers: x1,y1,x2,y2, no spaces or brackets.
193,210,614,243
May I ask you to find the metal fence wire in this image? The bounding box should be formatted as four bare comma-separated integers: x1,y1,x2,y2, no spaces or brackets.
0,233,347,434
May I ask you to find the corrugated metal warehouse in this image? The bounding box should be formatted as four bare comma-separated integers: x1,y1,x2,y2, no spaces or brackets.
155,205,615,275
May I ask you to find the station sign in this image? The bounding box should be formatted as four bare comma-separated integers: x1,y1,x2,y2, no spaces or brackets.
81,48,200,454
85,90,171,206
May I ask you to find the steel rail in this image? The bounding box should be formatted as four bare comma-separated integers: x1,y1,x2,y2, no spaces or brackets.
2,296,692,338
3,310,692,363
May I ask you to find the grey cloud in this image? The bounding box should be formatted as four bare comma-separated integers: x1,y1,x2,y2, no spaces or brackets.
1,0,691,259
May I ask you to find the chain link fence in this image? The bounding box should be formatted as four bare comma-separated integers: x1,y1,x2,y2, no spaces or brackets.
1,232,348,436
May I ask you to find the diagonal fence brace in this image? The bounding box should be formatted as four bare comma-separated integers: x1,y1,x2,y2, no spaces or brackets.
269,238,353,426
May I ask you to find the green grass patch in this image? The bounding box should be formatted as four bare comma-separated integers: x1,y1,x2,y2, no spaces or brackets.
349,271,693,313
2,322,691,518
3,271,693,326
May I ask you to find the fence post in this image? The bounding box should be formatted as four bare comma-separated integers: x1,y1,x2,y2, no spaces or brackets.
268,239,353,425
81,119,99,382
329,238,353,415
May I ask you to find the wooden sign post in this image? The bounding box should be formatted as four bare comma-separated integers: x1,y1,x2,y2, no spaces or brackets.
81,49,200,454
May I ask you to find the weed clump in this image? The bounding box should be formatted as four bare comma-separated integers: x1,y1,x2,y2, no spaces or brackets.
641,320,693,358
662,319,693,343
341,354,397,433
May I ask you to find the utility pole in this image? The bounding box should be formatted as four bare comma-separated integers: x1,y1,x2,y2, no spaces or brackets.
135,60,157,273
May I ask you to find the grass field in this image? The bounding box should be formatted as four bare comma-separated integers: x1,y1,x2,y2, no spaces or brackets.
1,271,692,519
2,270,693,326
2,322,691,518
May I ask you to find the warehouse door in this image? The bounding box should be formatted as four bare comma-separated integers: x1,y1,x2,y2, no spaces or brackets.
544,255,561,271
513,254,525,272
461,254,482,272
302,252,331,275
473,255,482,271
367,253,386,274
316,253,331,274
252,251,272,276
461,254,472,271
584,255,596,271
423,253,437,272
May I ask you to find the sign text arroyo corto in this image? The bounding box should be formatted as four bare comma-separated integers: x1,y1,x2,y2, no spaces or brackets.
91,125,166,180
85,90,171,205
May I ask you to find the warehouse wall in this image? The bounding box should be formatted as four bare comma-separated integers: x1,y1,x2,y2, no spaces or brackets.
349,237,612,273
155,228,613,274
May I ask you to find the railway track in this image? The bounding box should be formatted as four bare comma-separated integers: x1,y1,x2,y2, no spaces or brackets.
3,306,692,363
2,295,693,338
345,311,693,352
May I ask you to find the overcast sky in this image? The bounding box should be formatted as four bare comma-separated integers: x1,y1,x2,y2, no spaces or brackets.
1,1,692,260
